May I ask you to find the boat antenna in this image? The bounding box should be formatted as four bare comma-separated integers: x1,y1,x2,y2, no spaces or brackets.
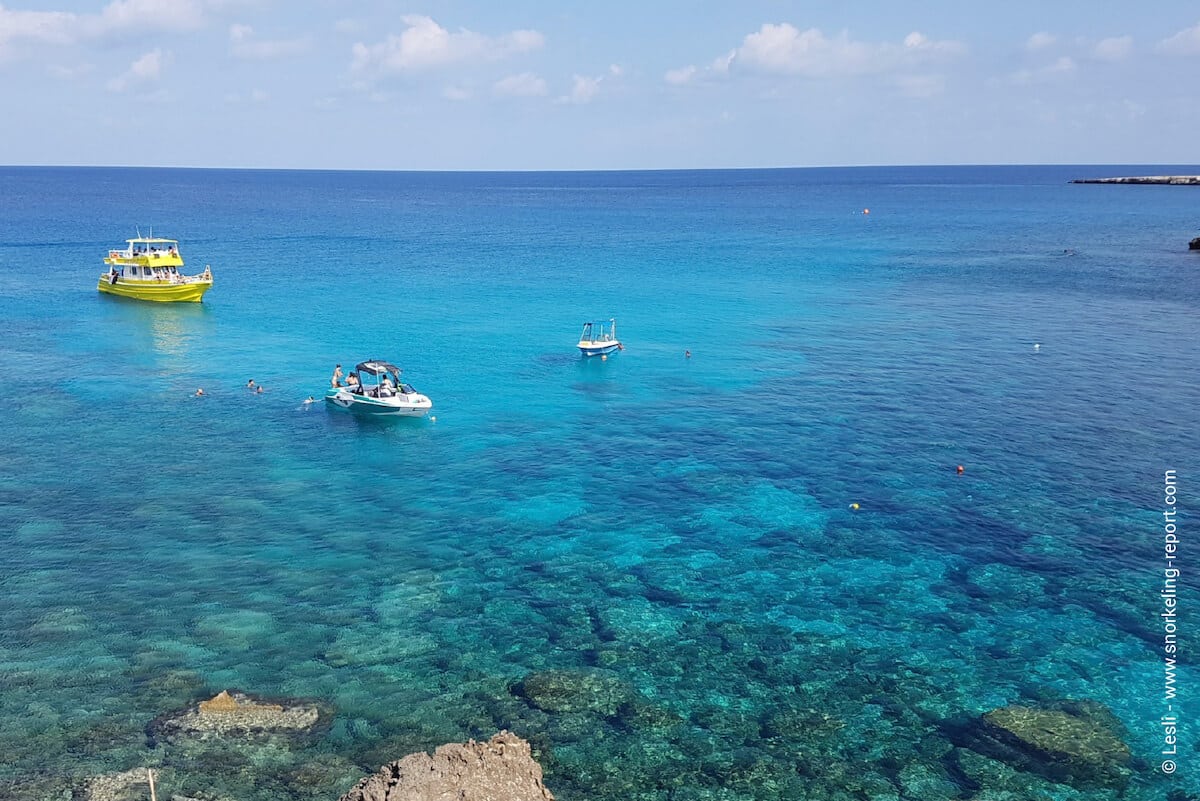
136,225,142,238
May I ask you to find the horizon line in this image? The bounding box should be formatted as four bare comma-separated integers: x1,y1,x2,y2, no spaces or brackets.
4,162,1200,174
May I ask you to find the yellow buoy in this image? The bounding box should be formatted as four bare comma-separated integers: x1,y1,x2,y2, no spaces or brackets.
850,503,860,510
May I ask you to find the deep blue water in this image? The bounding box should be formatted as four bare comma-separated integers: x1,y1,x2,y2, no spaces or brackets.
0,165,1197,800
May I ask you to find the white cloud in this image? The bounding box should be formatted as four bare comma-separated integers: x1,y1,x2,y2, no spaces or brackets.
229,23,308,60
902,31,966,56
710,50,735,75
1009,55,1076,84
667,25,963,86
1158,21,1200,55
664,50,734,86
49,62,94,79
664,65,696,85
494,71,546,97
1092,36,1131,62
0,7,79,46
1026,32,1057,50
106,47,167,91
0,0,213,57
350,15,543,76
559,73,601,104
737,24,864,75
733,23,964,77
95,0,205,35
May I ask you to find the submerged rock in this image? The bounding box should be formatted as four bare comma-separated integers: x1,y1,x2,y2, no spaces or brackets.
514,668,635,716
957,700,1131,788
338,731,554,801
147,689,328,744
72,767,153,801
1190,236,1200,250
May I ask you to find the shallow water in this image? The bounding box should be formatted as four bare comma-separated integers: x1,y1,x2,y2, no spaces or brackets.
0,165,1197,800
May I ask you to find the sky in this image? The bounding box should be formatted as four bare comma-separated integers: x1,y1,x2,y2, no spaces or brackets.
1,1,1199,170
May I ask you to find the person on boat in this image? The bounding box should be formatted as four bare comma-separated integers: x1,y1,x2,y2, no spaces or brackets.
347,372,360,392
380,374,395,396
331,364,343,387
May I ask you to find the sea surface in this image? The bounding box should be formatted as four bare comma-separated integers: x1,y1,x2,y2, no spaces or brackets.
0,165,1196,801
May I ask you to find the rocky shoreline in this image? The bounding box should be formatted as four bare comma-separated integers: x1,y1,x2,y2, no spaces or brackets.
1071,175,1200,185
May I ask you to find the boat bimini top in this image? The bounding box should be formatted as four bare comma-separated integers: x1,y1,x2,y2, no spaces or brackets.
355,361,401,377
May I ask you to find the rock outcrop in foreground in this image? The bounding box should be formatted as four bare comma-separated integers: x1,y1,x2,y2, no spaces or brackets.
338,731,555,801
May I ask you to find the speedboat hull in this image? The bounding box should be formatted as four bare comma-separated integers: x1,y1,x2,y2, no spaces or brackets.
98,277,212,302
324,388,432,417
578,341,621,357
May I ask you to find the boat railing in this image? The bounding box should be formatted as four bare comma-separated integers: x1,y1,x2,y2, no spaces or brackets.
101,269,212,284
107,250,182,265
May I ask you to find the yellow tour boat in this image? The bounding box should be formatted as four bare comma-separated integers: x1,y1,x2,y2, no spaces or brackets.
98,237,213,302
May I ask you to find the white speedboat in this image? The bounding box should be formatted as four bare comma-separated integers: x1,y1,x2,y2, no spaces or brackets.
325,360,432,417
578,318,623,357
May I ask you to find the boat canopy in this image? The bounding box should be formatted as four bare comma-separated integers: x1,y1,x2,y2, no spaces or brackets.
356,361,401,376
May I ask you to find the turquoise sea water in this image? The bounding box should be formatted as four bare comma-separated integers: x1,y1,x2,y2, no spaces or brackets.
0,165,1197,800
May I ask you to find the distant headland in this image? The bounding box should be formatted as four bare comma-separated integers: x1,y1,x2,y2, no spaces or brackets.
1072,175,1200,185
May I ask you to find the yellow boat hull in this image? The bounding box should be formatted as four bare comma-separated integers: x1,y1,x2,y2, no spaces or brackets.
97,278,212,302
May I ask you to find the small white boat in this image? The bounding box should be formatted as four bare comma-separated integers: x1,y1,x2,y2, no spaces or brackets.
578,318,623,357
325,360,432,417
